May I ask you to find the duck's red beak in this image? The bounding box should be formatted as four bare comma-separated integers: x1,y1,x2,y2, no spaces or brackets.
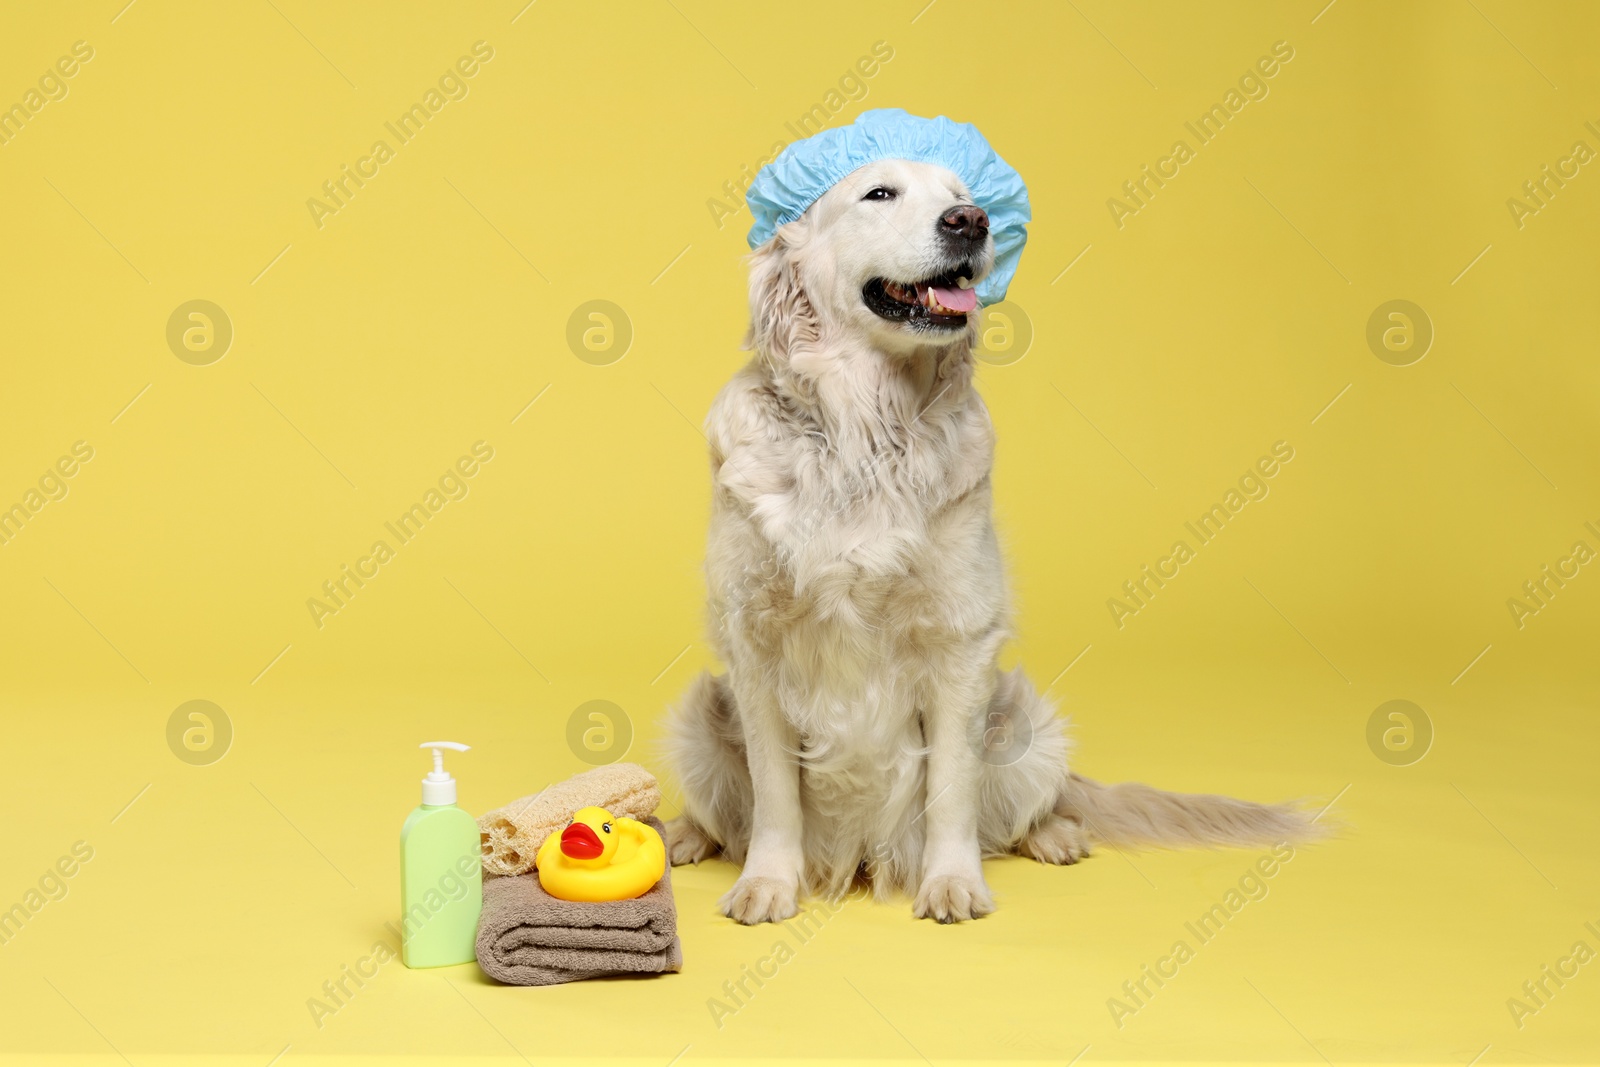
560,822,603,859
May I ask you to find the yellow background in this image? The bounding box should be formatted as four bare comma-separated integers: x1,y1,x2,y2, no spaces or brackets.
2,0,1597,1063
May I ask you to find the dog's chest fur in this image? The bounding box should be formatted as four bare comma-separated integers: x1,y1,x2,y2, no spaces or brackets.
713,366,997,636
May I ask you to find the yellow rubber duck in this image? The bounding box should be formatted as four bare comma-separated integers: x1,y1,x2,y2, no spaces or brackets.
536,806,666,902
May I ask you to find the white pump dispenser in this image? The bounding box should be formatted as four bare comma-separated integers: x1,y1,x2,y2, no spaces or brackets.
419,741,469,806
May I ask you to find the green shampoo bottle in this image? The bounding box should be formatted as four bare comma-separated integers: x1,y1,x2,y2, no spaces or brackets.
400,741,482,967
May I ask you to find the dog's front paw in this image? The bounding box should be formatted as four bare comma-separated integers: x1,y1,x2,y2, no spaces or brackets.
719,875,799,925
913,872,994,924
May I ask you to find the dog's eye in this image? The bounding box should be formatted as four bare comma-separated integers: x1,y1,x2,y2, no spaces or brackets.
862,187,897,202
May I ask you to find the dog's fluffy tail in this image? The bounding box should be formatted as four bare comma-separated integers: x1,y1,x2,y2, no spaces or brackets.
1057,772,1329,850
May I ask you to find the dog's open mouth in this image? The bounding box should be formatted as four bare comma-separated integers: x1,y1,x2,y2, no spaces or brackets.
863,268,978,329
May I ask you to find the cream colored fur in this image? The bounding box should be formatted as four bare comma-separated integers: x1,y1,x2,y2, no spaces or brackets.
664,159,1322,924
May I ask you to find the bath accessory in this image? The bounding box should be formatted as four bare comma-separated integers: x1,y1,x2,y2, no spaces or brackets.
535,805,667,902
477,816,681,985
400,741,482,967
478,762,660,877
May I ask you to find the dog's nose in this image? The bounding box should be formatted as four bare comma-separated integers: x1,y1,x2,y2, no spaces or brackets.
939,204,989,241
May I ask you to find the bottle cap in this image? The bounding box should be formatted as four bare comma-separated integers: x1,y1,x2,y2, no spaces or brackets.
419,741,469,805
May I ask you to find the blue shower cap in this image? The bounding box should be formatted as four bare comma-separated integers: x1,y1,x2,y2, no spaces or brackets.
745,108,1031,305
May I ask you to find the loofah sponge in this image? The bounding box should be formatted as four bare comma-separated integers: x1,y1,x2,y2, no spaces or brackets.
478,763,660,877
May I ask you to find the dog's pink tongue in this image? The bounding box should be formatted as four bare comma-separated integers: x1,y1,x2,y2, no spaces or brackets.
930,285,978,312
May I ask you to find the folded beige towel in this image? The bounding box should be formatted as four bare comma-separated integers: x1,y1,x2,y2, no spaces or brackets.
476,817,681,986
478,763,660,877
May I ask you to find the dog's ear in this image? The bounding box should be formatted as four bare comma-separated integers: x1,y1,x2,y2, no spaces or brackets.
743,223,819,366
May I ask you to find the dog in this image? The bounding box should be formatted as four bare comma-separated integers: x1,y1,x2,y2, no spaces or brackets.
663,157,1322,924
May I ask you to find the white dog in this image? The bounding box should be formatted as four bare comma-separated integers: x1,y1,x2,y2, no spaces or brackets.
664,158,1320,924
